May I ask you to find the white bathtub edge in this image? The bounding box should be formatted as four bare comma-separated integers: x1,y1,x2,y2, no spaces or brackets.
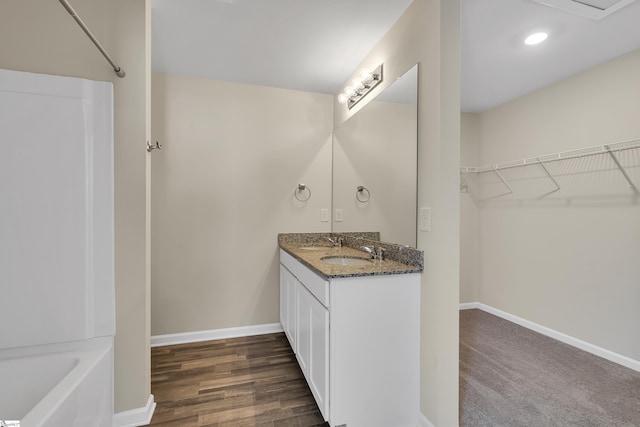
112,394,156,427
419,412,435,427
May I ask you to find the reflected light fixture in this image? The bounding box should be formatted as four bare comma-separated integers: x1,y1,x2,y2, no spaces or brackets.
524,32,548,45
337,64,383,109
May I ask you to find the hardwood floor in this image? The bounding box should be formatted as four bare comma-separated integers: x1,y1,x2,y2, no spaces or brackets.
150,333,328,427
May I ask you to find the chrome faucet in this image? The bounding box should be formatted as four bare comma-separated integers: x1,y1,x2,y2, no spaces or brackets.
361,245,386,260
361,246,377,259
325,236,343,247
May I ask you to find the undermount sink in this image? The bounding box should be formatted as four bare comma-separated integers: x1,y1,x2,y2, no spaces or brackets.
321,256,372,266
299,246,331,251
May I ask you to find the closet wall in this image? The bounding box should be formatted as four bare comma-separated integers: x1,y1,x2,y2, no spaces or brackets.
461,48,640,361
460,113,480,303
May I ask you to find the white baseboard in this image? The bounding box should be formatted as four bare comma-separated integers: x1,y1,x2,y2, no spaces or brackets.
419,413,435,427
460,302,640,372
458,302,480,310
150,323,284,347
112,394,156,427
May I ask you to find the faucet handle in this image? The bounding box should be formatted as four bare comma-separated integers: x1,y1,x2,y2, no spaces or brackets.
377,247,386,261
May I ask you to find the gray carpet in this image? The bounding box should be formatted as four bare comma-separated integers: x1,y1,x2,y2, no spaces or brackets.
459,309,640,426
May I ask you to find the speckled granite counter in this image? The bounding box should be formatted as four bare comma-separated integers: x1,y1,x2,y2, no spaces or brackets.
278,232,423,279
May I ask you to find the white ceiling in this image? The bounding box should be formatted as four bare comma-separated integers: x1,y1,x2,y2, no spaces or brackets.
462,0,640,112
151,0,413,95
152,0,640,113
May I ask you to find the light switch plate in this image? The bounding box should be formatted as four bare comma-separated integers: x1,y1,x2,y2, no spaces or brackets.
335,209,343,222
419,207,431,232
320,209,329,222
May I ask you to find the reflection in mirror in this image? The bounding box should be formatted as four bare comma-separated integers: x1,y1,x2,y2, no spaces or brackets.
332,65,418,247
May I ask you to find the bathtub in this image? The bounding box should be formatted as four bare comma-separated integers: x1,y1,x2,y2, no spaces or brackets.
0,337,113,427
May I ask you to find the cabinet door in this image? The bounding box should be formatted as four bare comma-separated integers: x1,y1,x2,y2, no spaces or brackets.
297,284,329,420
279,266,287,331
285,271,297,351
308,291,329,420
280,265,297,350
296,282,311,375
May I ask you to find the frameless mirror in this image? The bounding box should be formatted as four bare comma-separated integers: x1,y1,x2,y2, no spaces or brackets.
332,65,418,247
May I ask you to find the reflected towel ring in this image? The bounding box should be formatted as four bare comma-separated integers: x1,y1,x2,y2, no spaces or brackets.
356,185,370,203
295,184,311,202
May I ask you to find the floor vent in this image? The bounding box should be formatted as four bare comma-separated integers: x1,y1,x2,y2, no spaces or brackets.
531,0,636,19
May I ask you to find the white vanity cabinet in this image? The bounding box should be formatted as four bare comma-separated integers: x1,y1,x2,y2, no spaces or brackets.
279,248,420,427
280,250,330,420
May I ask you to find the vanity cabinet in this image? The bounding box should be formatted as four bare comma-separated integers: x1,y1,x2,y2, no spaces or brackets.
279,249,420,427
281,250,330,419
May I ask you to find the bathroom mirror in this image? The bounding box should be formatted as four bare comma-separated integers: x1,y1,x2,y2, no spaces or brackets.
332,65,418,247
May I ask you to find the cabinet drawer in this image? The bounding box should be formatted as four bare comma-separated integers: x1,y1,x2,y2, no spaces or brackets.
280,249,329,307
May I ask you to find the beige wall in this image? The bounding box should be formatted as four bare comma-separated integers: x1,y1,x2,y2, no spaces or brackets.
462,49,640,361
0,0,150,413
151,73,333,335
333,99,417,246
334,1,461,424
460,113,480,303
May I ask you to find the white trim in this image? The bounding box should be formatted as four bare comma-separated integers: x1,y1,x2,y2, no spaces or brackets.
150,323,284,348
460,302,640,373
112,394,156,427
458,302,480,310
419,413,435,427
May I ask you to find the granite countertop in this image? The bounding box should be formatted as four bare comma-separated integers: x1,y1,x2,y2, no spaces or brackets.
278,233,423,279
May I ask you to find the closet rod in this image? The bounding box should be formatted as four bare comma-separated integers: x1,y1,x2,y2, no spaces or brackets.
461,138,640,174
58,0,126,78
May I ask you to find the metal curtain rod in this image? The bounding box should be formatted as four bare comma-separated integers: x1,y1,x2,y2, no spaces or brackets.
58,0,126,78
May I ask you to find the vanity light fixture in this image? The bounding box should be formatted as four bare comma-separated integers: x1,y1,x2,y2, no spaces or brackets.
524,32,548,45
337,64,383,110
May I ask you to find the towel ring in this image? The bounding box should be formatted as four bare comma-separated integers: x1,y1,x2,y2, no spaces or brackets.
356,185,370,203
295,184,311,202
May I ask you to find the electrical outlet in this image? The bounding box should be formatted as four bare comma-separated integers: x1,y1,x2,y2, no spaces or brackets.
335,209,343,222
320,209,329,222
419,207,431,232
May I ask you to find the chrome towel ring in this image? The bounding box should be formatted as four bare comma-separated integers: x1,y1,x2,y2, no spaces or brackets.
356,185,370,203
295,184,311,202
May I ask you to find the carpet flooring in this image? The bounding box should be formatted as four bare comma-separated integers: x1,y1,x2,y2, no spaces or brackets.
460,309,640,426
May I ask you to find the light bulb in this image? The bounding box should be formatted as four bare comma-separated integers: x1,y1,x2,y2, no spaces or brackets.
337,93,348,104
344,86,356,97
352,78,364,90
524,32,548,46
360,69,373,82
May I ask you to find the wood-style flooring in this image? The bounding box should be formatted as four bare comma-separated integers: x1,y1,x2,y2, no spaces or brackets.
150,333,328,427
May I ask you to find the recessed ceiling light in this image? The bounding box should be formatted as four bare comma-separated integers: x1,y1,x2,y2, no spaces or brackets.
524,32,548,45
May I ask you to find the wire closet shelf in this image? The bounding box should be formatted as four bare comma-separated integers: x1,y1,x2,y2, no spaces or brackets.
460,138,640,202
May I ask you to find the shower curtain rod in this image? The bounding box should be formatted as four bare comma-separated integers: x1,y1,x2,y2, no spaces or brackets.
58,0,126,78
